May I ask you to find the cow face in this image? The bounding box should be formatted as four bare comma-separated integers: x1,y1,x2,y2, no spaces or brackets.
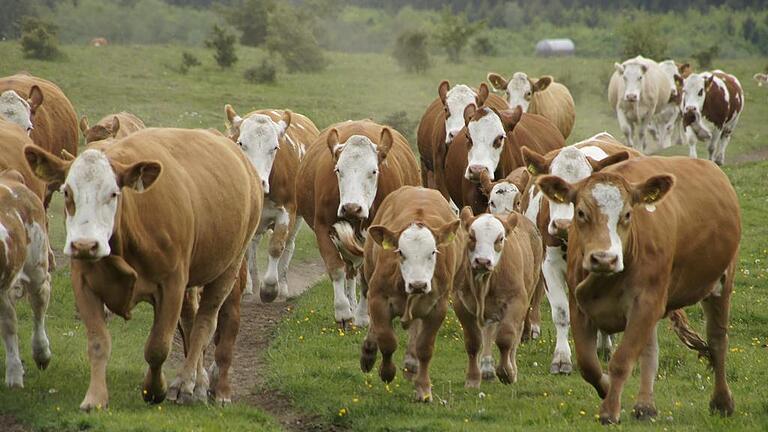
0,87,42,135
537,173,674,274
328,128,392,221
439,81,477,144
615,61,648,103
658,60,681,98
24,147,162,260
681,73,712,118
461,207,517,273
464,106,506,182
480,171,520,216
490,72,551,112
369,220,460,294
235,113,290,194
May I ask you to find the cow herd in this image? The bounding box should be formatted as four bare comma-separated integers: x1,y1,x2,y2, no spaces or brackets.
0,59,749,425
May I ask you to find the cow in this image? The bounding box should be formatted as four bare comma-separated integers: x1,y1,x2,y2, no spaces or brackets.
79,112,146,145
536,156,740,424
296,120,420,326
608,56,672,151
679,70,744,165
224,105,320,300
487,71,575,139
652,60,689,149
24,128,262,409
0,170,52,388
454,207,542,387
358,186,461,402
520,132,637,374
90,38,109,47
0,119,48,201
755,73,768,87
417,81,506,198
1,73,79,207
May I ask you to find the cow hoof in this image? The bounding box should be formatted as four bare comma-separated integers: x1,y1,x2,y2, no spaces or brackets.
464,378,481,389
5,363,24,388
709,392,734,417
599,414,619,425
480,357,495,381
632,403,657,420
142,381,167,404
496,365,516,385
403,355,419,381
530,324,541,340
33,344,52,370
5,376,23,389
550,360,572,375
360,340,377,373
167,378,195,405
260,284,278,303
380,361,396,383
79,395,108,412
215,396,232,406
414,392,432,403
337,319,353,331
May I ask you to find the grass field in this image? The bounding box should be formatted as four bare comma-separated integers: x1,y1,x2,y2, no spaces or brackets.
0,41,766,431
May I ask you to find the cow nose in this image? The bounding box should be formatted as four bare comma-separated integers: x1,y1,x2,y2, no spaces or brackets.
447,131,455,142
408,281,428,293
588,251,619,273
473,257,492,271
551,219,572,236
261,179,269,193
467,165,487,181
684,106,697,113
341,203,363,218
625,94,638,102
70,239,99,258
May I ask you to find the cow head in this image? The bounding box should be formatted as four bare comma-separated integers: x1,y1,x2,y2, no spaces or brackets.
523,145,629,238
25,146,162,260
537,172,674,274
225,105,290,194
479,170,521,217
79,115,121,144
460,207,517,274
487,72,552,112
463,103,521,182
659,60,682,101
328,128,392,221
681,73,713,120
439,80,478,144
614,59,648,103
369,219,460,294
0,86,42,135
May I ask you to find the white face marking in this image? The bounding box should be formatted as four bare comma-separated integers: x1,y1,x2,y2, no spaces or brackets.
397,224,438,294
619,62,646,102
488,182,520,217
334,135,380,219
658,60,679,96
524,186,542,224
504,72,532,112
591,183,625,272
0,91,33,134
444,85,477,143
682,73,708,114
63,149,121,258
237,114,287,194
465,108,505,180
468,214,506,270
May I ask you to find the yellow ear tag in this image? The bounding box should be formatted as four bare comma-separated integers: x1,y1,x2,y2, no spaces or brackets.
554,192,565,203
645,204,656,212
382,240,393,250
445,233,455,243
527,164,537,175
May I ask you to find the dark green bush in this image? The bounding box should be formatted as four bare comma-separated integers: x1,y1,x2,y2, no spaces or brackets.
382,111,416,145
434,7,485,63
393,29,430,73
20,17,63,60
472,35,497,56
244,59,277,84
204,24,237,68
179,51,201,74
692,45,720,69
266,5,327,73
220,0,274,47
618,14,668,60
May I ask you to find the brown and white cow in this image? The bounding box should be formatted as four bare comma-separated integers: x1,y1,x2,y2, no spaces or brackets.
90,38,109,47
487,72,575,139
0,170,52,388
25,128,262,409
296,120,420,326
679,70,744,165
359,186,461,402
653,60,691,150
224,105,320,300
0,119,48,201
417,81,506,198
755,73,768,87
1,73,79,207
79,112,146,145
454,207,542,387
537,156,740,424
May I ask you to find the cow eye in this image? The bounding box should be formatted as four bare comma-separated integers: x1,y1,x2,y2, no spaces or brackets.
489,201,496,208
110,191,120,200
493,136,504,148
624,211,631,221
577,209,586,220
525,91,531,98
698,89,704,96
372,169,378,175
272,146,278,152
63,188,70,199
236,141,243,147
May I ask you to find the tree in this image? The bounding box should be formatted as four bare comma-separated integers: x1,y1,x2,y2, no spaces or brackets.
266,4,327,73
617,14,668,60
205,24,238,68
433,7,485,63
393,29,430,73
219,0,274,47
20,17,63,60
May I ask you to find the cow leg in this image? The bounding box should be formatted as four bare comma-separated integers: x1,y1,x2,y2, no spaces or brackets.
616,109,635,149
403,320,421,381
74,279,111,411
714,128,734,166
354,275,369,327
278,215,303,298
597,331,613,361
361,295,397,383
0,290,23,388
701,271,735,416
244,233,262,297
168,264,238,405
178,287,205,400
480,323,498,381
707,128,722,163
316,225,353,326
542,246,572,374
633,324,659,420
637,116,651,152
263,209,291,302
686,127,698,158
495,318,522,385
523,276,545,341
412,301,448,402
570,305,608,399
24,244,52,371
209,261,245,405
345,274,358,317
453,297,482,388
142,275,186,404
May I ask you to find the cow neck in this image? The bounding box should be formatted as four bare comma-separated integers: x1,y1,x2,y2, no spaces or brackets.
469,262,493,328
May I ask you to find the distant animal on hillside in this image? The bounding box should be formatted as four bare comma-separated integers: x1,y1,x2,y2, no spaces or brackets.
754,73,768,87
90,38,109,47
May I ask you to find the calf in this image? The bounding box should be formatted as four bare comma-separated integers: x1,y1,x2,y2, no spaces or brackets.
453,207,542,387
0,170,51,388
653,60,688,149
25,128,262,409
359,186,461,402
679,70,744,165
79,112,146,145
537,156,740,424
225,105,320,300
296,120,420,326
487,71,575,139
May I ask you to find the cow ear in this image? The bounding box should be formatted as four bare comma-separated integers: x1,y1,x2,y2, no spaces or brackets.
225,104,242,128
378,128,393,163
487,72,508,91
109,116,120,137
479,169,494,197
79,116,89,134
521,146,549,176
463,103,477,126
499,106,523,133
60,149,76,161
24,145,70,184
438,80,450,106
705,75,714,91
641,64,648,73
587,151,629,172
476,82,490,107
435,219,461,247
27,85,43,113
632,174,674,208
614,62,625,74
115,160,162,192
460,206,475,231
674,74,684,89
278,110,291,137
536,175,575,204
327,128,341,160
369,225,398,251
502,213,518,237
678,63,691,76
0,169,26,185
533,76,553,92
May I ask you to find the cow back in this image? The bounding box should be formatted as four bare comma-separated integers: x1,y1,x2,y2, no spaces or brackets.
0,119,48,201
529,81,575,139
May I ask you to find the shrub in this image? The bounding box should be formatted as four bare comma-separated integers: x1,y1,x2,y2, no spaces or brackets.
617,14,668,60
382,111,416,145
472,35,497,56
204,24,238,68
266,5,327,73
178,51,201,74
219,0,274,47
392,29,430,73
434,7,485,63
692,45,720,69
20,17,63,60
244,59,277,84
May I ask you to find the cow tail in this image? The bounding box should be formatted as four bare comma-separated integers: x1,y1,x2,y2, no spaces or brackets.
668,309,713,367
330,221,364,258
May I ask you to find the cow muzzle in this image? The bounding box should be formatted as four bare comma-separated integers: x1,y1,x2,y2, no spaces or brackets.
68,239,102,260
471,257,494,273
465,165,488,182
585,251,619,274
549,219,572,238
624,93,639,102
339,203,365,220
407,281,429,294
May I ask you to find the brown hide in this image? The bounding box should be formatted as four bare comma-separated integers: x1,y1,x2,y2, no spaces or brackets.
702,72,744,129
81,112,146,144
0,119,48,201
